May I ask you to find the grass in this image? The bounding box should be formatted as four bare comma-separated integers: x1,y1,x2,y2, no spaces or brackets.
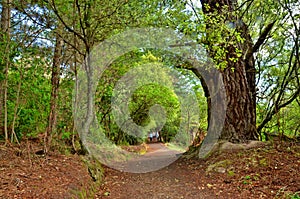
165,143,187,152
71,182,99,199
289,192,300,199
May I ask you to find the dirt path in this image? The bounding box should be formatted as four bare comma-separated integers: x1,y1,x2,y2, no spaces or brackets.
114,143,183,173
97,143,214,198
97,143,300,199
1,141,299,198
98,160,215,199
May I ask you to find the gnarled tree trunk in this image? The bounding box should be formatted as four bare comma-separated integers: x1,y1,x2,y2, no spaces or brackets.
200,0,258,142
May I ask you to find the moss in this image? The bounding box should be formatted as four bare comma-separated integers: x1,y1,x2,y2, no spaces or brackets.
206,159,232,174
228,170,235,177
259,158,268,167
71,156,104,198
81,155,104,182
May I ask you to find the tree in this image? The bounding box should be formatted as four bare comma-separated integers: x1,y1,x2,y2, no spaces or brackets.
0,0,12,144
178,0,255,142
44,24,64,153
183,0,300,144
183,0,282,143
48,0,188,149
254,0,300,135
94,52,181,145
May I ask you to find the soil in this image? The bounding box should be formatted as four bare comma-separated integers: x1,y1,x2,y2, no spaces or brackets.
1,140,299,199
0,140,93,199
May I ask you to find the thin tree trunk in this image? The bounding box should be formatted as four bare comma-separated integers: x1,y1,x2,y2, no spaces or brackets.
1,0,11,145
72,38,78,153
11,70,22,145
72,56,78,153
44,26,63,153
71,0,80,153
3,56,9,144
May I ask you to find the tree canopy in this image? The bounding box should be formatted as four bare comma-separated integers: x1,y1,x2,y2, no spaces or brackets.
0,0,299,151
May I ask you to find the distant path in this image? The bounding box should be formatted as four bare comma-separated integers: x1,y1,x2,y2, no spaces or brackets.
113,143,183,173
146,142,180,154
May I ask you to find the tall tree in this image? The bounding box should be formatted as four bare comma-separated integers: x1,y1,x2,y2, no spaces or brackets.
255,0,300,135
44,24,64,153
202,0,257,142
47,0,183,150
188,0,278,142
0,0,12,144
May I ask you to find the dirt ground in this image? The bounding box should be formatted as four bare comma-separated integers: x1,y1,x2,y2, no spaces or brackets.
0,141,93,199
97,142,300,199
0,140,299,199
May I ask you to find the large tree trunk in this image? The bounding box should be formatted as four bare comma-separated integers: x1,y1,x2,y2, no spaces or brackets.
221,58,257,142
200,0,258,142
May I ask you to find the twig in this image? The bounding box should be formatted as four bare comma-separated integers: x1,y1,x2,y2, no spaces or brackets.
26,139,32,168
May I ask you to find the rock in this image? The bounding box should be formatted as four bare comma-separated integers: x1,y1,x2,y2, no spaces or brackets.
203,140,267,157
215,167,226,173
244,141,266,149
186,140,267,159
219,142,245,151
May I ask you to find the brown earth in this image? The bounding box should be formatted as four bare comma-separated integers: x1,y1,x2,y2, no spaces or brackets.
97,142,300,199
0,140,299,199
0,141,93,199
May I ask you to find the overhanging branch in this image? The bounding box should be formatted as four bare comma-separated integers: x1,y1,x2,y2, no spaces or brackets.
252,21,276,53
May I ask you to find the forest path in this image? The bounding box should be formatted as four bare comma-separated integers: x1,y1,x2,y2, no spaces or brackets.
1,141,298,198
96,142,300,199
113,143,182,173
97,143,215,199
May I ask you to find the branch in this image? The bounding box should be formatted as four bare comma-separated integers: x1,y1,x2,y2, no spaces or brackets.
252,20,276,53
258,85,300,132
257,51,300,133
49,0,87,48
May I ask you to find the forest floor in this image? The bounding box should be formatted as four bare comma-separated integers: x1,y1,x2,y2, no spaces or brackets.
0,140,299,199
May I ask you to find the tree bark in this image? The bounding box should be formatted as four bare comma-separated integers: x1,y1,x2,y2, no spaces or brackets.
1,0,12,144
200,0,258,142
44,25,63,152
11,69,22,145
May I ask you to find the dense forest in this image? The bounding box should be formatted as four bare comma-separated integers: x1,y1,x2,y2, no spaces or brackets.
0,0,299,150
0,0,299,197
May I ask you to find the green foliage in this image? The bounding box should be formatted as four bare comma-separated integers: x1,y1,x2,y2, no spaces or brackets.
289,192,300,199
182,3,246,70
96,52,176,144
6,55,51,138
93,49,207,146
1,0,298,156
258,98,300,139
242,175,252,185
249,0,300,137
